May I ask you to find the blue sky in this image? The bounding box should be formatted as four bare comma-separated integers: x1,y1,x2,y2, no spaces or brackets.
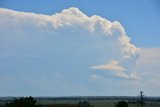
0,0,160,96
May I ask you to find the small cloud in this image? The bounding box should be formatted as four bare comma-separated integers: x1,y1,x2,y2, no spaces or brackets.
90,60,126,72
90,74,99,80
90,60,139,79
116,71,139,79
130,72,139,79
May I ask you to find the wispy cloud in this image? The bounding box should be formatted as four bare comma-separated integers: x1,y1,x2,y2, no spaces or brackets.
90,60,126,71
90,60,139,79
135,48,160,92
136,48,160,66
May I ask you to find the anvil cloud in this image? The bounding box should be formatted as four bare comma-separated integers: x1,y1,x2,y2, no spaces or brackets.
0,7,141,95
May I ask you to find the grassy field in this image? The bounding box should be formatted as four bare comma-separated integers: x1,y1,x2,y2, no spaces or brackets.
1,97,160,107
36,99,160,107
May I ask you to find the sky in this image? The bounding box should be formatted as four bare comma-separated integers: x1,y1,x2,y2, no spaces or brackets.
0,0,160,96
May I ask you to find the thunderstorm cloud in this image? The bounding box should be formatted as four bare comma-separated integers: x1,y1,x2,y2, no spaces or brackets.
0,7,141,95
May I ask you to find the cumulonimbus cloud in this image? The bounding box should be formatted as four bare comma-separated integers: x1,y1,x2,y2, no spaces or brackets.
0,7,140,79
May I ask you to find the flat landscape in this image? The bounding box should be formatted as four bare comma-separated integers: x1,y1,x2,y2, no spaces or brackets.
0,96,160,107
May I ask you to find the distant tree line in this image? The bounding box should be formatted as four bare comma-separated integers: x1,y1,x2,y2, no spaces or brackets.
0,96,137,107
3,97,94,107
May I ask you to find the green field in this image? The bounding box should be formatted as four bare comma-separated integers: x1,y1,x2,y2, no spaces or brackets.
1,97,160,107
36,99,160,107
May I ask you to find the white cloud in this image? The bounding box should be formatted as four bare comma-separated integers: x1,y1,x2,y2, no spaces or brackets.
90,60,126,71
0,7,141,95
90,60,139,79
0,7,140,58
119,71,139,79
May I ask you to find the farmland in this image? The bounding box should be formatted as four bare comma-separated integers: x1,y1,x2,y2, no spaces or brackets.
0,96,160,107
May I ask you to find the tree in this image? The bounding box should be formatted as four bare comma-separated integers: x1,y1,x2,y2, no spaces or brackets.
78,101,93,107
115,101,129,107
5,96,39,107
